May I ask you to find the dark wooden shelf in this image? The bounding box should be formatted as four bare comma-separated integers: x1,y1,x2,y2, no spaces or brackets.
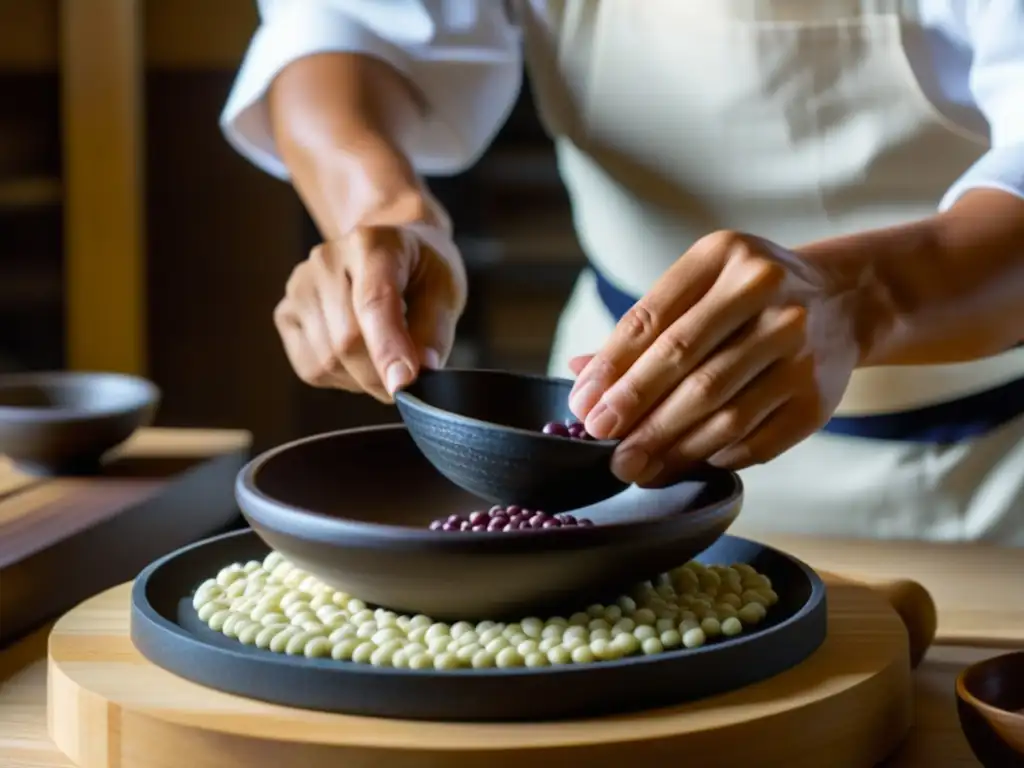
0,176,61,210
0,262,62,308
474,147,562,187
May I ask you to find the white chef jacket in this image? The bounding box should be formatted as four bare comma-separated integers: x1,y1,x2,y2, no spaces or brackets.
220,2,1024,545
221,0,1024,213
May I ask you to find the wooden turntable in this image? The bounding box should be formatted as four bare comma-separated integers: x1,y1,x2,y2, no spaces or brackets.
47,570,931,767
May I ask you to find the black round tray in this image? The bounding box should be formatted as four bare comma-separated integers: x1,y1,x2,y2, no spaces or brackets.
130,529,827,722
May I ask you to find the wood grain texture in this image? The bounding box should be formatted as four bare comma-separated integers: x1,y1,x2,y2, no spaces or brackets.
0,0,58,71
1,635,1003,766
0,427,250,565
0,427,251,644
743,531,1024,648
0,427,247,505
145,0,257,69
48,576,913,768
60,0,146,373
0,0,256,71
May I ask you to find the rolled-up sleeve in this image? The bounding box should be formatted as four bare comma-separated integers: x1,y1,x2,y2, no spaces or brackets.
940,0,1024,210
221,0,523,179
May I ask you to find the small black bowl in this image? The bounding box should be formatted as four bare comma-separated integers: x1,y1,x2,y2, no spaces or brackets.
957,652,1024,767
235,424,743,620
394,368,626,512
0,371,159,476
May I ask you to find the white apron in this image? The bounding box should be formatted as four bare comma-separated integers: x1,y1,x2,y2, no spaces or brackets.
520,0,1024,543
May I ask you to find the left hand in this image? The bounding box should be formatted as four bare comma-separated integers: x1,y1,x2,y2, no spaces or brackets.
568,230,866,485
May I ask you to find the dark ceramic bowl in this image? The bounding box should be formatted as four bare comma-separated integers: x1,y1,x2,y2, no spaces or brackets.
235,425,743,621
0,371,159,475
957,652,1024,767
394,368,626,513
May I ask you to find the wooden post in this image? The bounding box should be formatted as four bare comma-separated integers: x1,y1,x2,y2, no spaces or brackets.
60,0,146,374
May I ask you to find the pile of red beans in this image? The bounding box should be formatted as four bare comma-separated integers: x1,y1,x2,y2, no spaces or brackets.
429,506,594,532
428,419,599,533
541,419,593,440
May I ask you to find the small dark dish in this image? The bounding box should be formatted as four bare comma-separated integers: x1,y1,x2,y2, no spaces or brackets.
394,368,626,512
131,528,826,721
0,371,159,475
957,651,1024,767
235,424,743,620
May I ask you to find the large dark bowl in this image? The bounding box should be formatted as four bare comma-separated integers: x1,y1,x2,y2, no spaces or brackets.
235,425,743,621
394,368,626,512
957,651,1024,767
0,371,159,475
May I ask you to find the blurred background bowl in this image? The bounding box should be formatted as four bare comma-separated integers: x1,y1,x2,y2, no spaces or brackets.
0,371,159,475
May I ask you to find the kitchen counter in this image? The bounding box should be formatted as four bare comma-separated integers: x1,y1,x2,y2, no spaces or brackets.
0,632,1003,767
1,498,1020,765
4,436,1019,768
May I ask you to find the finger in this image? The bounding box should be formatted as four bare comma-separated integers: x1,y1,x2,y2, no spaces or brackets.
347,239,420,395
297,307,369,391
599,305,805,447
405,249,461,370
584,263,791,442
313,268,391,401
568,355,594,377
571,233,785,421
636,359,797,486
707,397,819,471
276,310,360,391
569,239,728,416
276,311,320,386
406,294,457,370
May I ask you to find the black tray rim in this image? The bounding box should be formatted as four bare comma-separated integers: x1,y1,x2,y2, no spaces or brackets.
130,529,828,721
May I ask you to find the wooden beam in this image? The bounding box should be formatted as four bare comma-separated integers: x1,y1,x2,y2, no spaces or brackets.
145,0,256,70
60,0,146,374
0,0,257,72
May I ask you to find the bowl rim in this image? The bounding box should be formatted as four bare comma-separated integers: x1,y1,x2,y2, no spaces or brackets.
0,371,160,422
236,424,744,547
956,650,1024,720
394,368,620,447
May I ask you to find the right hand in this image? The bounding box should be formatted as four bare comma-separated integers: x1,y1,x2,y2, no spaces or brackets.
274,219,466,403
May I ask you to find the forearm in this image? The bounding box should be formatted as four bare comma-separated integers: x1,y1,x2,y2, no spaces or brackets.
799,189,1024,367
267,52,441,239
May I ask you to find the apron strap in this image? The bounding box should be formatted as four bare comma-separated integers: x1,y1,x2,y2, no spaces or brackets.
703,0,922,23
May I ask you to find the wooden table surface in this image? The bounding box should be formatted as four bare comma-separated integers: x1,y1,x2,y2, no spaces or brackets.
2,442,1022,766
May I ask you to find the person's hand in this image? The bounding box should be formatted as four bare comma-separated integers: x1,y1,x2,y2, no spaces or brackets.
568,230,867,485
274,220,466,403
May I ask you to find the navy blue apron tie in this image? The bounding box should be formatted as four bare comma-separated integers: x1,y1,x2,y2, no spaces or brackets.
593,268,1024,443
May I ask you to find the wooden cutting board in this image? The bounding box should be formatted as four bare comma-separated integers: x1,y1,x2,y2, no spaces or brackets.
47,574,932,768
0,427,250,645
740,530,1024,648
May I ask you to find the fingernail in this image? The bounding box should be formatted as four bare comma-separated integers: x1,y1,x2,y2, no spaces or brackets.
385,360,414,395
636,459,665,485
586,403,619,439
422,348,442,370
611,448,650,482
709,444,750,469
569,380,602,417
